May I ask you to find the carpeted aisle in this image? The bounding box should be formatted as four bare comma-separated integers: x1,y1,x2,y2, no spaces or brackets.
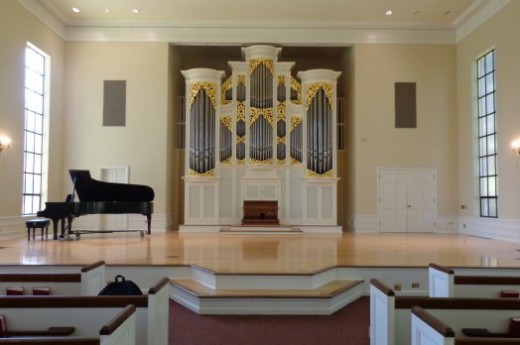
169,297,370,345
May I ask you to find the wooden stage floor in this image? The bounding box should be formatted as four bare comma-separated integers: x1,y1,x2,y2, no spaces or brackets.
2,231,520,272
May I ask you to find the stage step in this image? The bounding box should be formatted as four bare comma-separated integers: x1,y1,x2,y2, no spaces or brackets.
169,267,364,315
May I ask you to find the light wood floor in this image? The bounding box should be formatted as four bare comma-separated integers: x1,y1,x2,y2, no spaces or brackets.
1,231,520,273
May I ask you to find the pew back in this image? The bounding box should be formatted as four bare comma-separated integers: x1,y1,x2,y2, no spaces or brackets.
0,261,106,296
429,263,520,298
0,305,136,345
0,277,169,345
370,278,520,345
411,306,520,345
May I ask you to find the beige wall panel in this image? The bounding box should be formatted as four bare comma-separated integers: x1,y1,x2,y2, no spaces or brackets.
63,42,170,213
457,1,520,219
353,44,458,217
0,0,65,216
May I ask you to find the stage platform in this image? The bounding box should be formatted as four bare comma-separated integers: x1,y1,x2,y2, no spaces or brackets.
1,231,520,314
3,231,519,270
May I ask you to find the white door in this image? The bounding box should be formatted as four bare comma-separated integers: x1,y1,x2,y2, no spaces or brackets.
378,168,437,233
99,166,129,231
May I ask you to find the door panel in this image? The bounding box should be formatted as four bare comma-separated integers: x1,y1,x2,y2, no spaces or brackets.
378,168,437,233
378,169,407,232
407,170,436,232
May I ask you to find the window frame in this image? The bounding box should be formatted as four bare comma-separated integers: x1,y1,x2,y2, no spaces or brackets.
476,49,498,218
23,42,49,215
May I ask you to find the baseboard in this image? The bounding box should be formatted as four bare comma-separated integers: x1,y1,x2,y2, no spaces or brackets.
0,213,168,238
351,214,461,234
459,216,520,243
0,216,28,238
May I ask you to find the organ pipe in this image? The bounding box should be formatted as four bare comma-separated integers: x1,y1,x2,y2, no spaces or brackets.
306,88,333,174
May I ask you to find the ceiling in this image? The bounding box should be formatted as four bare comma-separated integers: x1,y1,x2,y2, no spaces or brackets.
38,0,478,27
19,0,509,44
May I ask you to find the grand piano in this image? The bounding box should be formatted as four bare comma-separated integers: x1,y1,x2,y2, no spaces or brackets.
37,170,154,240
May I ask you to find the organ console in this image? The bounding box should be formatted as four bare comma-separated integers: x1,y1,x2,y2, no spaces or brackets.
242,200,279,226
37,170,154,240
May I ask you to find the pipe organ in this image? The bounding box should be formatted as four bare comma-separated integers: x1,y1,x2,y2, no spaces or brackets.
182,46,341,230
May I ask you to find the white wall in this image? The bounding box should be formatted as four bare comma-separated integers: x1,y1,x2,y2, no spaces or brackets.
0,0,65,222
63,42,170,219
457,1,520,240
351,44,459,231
2,0,519,238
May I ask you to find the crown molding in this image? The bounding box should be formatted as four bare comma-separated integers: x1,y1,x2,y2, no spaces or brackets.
64,22,456,45
17,0,511,45
17,0,66,39
454,0,511,42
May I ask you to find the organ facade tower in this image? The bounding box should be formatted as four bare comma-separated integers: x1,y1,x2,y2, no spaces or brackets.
181,45,341,232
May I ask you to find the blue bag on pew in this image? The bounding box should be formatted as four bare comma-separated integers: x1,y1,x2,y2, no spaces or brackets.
98,275,143,295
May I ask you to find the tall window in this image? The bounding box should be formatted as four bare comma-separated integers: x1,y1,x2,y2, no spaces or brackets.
477,50,497,218
23,43,48,215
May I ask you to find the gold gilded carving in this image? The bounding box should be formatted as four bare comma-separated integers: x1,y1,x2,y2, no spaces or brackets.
306,169,334,178
291,77,302,104
278,159,286,165
305,83,334,110
238,75,246,85
250,107,273,127
188,168,216,177
290,117,303,131
291,158,302,165
221,77,232,104
236,136,246,144
277,101,286,121
278,75,286,85
221,115,232,131
237,159,245,165
236,102,246,121
249,59,274,75
188,82,217,109
249,158,273,165
277,137,286,144
220,157,232,165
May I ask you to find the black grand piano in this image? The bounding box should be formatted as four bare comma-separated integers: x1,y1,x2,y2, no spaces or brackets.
37,170,154,240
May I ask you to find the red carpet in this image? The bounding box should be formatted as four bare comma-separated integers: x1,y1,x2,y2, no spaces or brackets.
169,297,369,345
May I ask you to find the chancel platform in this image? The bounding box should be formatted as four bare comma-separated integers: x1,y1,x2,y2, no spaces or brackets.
1,231,519,271
2,231,520,314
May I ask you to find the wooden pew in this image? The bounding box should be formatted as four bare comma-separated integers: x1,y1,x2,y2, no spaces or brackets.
370,278,520,345
0,261,106,296
0,304,136,345
429,263,520,298
411,306,520,345
0,277,169,345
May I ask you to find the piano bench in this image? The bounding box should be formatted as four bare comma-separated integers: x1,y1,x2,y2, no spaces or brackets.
26,219,50,241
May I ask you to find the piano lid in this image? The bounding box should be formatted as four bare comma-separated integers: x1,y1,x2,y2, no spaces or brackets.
69,170,154,202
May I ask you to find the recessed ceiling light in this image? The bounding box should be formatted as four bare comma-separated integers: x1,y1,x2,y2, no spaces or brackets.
131,8,139,14
72,7,80,13
414,10,422,16
385,9,393,16
103,8,110,13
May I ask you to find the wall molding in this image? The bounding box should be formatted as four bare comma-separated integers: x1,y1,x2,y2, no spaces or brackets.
0,213,168,239
16,0,512,45
454,0,511,42
459,216,520,243
351,214,459,235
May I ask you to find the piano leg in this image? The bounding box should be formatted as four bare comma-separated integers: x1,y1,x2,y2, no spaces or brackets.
67,215,74,236
50,219,60,240
146,214,151,235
